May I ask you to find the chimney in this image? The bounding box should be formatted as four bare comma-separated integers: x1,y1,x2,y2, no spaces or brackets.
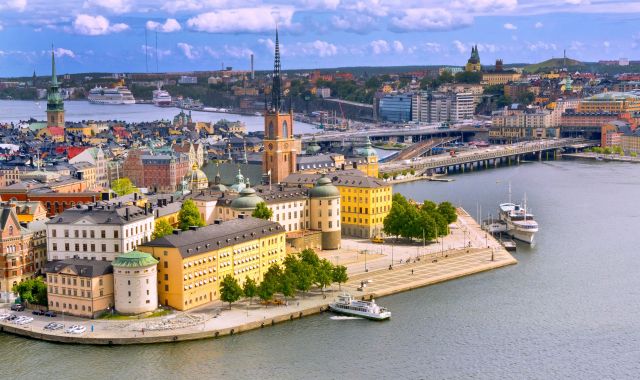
214,219,222,225
134,193,138,201
189,226,199,231
88,205,93,211
172,229,181,235
125,207,130,221
170,195,174,203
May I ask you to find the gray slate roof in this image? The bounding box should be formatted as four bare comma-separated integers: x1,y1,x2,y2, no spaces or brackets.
45,258,113,278
46,204,152,226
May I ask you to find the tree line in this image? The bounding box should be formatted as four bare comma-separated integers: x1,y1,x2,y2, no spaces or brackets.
219,249,349,309
383,193,457,242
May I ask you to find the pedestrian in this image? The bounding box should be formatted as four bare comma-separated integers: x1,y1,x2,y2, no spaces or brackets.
411,269,414,275
142,327,145,335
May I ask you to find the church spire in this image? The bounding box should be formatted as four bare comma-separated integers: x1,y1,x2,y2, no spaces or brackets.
271,27,282,112
51,45,58,87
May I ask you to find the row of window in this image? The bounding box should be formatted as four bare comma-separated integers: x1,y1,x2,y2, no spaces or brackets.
51,224,152,240
49,301,93,313
49,286,101,298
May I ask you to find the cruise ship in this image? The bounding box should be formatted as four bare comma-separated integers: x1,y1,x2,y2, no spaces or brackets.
499,196,538,244
87,86,136,105
329,293,391,320
152,88,172,107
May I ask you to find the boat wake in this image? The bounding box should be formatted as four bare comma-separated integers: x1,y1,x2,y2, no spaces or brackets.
329,316,363,321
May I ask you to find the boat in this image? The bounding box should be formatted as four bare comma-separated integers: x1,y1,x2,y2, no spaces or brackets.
498,186,538,244
152,87,172,107
87,85,136,105
482,219,507,234
328,293,391,320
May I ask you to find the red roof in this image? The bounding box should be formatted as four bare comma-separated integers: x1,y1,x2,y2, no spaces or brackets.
48,127,65,136
67,146,88,159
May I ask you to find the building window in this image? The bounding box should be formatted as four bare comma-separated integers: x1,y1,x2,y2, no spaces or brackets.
114,231,119,239
101,230,106,238
52,229,57,238
114,244,119,252
101,244,106,252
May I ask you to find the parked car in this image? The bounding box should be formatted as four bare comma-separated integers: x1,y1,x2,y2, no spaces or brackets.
371,236,384,244
44,311,57,317
32,309,46,316
65,325,86,334
10,304,25,312
16,317,33,325
0,313,10,320
44,322,64,330
6,314,18,321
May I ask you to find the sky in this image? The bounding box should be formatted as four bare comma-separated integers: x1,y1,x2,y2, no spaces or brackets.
1,0,640,76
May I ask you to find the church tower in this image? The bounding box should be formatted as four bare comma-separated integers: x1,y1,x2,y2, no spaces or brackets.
263,28,298,184
46,48,65,128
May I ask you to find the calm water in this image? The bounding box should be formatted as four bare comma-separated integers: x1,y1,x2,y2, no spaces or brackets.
0,100,318,134
2,157,640,378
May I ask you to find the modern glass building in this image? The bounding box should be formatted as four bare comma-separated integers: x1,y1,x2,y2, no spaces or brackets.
379,94,413,122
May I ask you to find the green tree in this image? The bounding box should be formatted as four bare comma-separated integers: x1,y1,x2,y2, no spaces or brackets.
279,270,297,300
300,248,321,269
111,178,137,197
12,278,47,306
332,265,348,290
258,264,282,304
219,275,243,309
294,262,314,295
631,151,638,157
315,259,334,292
178,199,205,231
437,201,458,224
152,219,174,240
243,276,258,305
454,71,482,84
251,202,273,220
258,280,276,303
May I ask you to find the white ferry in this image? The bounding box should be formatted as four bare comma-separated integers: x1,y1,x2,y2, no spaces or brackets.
152,88,172,107
328,293,391,320
499,197,538,245
88,86,136,105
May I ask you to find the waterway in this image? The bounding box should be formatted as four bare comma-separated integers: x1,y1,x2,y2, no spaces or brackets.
0,100,319,134
2,159,639,379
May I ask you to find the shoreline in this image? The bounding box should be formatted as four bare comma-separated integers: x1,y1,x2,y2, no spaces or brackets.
563,152,640,163
0,209,516,345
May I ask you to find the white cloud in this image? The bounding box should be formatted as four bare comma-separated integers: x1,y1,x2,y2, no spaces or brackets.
565,0,589,4
161,0,228,14
177,42,197,59
422,42,442,53
72,14,129,36
0,0,27,12
331,14,376,34
452,0,517,12
569,40,584,50
146,19,182,33
453,40,467,54
54,47,75,58
603,41,610,48
0,23,3,31
503,23,517,30
344,0,389,17
300,0,341,10
525,41,557,51
187,7,294,33
390,8,473,32
82,0,131,14
370,40,389,54
141,45,172,59
299,40,338,57
223,45,254,58
534,21,543,28
204,46,219,58
392,40,404,53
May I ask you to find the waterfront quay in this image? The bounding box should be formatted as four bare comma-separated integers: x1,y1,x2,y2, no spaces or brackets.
379,138,594,175
563,152,640,163
0,209,516,345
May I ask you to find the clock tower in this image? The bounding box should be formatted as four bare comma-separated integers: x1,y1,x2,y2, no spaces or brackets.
263,29,297,184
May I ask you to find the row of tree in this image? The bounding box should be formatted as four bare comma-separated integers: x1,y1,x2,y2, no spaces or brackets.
12,278,47,306
383,194,458,242
219,249,348,309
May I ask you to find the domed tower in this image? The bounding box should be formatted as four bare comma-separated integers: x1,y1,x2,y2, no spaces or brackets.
187,163,209,191
113,251,159,315
230,186,265,215
309,175,341,250
229,168,247,193
306,136,322,155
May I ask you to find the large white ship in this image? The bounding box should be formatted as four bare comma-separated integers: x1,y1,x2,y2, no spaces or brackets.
499,191,538,244
152,88,172,107
328,293,391,320
87,86,136,105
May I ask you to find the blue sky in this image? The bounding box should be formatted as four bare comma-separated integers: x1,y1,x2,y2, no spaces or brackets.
1,0,640,76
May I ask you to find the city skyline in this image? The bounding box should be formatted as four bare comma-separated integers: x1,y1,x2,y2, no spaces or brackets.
1,0,640,76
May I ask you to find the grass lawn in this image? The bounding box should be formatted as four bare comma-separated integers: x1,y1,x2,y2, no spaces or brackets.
99,309,172,320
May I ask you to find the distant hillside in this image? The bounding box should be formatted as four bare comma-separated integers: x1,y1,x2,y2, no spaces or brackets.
524,58,584,73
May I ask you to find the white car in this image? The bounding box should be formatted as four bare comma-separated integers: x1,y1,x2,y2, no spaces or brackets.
65,325,86,334
16,317,33,325
12,316,28,324
0,313,10,320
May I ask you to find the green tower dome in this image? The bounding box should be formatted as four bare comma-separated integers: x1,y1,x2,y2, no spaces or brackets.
113,251,159,268
306,137,322,155
309,176,340,198
230,187,265,210
357,137,377,158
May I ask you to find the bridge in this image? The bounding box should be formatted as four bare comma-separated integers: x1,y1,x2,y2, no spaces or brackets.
387,137,459,162
380,138,595,175
301,124,488,144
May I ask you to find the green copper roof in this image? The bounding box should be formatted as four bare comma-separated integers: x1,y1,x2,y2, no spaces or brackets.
47,48,64,112
309,175,340,198
112,250,159,268
230,187,264,210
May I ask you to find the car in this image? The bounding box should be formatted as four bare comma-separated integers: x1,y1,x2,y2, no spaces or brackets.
6,314,18,321
0,313,10,320
44,311,57,317
16,317,33,325
371,236,384,244
32,309,46,316
12,316,28,324
44,322,64,330
10,304,25,312
65,325,86,334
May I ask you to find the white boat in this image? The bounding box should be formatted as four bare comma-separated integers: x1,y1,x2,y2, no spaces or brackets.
482,219,508,233
88,86,136,105
328,293,391,320
152,87,172,107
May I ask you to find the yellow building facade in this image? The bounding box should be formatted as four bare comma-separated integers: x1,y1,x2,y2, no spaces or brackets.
139,216,286,311
577,92,640,113
335,176,392,238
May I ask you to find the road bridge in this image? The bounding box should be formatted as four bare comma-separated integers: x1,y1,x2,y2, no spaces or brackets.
380,138,595,175
389,137,459,162
301,125,488,144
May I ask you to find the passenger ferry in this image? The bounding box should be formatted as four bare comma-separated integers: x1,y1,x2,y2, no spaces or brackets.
328,293,391,320
152,88,172,107
87,85,136,105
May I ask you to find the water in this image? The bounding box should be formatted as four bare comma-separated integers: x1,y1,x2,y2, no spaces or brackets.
0,100,318,134
1,153,640,378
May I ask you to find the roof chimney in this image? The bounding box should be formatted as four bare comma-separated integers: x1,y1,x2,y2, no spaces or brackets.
189,226,199,231
125,207,130,221
172,229,181,235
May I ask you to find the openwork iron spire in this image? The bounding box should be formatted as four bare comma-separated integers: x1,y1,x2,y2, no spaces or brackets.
271,27,282,112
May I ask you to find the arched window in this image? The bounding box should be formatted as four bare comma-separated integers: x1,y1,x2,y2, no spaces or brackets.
282,120,288,137
268,122,275,139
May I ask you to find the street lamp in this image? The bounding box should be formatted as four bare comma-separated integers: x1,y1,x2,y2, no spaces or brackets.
364,250,368,272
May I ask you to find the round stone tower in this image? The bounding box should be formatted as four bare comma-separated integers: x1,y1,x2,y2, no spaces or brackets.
113,251,159,315
309,175,341,250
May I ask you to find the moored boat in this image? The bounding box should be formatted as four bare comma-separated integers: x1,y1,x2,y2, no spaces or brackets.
328,293,391,320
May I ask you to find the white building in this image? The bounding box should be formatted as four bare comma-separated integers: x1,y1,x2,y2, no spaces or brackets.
112,251,159,315
46,204,154,262
69,147,109,188
412,91,475,123
179,76,198,84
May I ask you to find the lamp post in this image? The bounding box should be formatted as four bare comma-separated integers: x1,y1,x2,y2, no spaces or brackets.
364,250,368,272
391,242,394,269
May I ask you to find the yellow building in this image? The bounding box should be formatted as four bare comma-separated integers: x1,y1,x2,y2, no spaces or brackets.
11,201,48,223
577,92,640,113
45,259,114,318
283,171,392,239
481,71,522,86
66,124,95,137
138,216,286,311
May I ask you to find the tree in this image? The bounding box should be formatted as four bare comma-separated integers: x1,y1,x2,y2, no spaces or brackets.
219,275,243,309
178,199,205,231
12,278,47,306
279,270,297,300
243,276,258,305
454,71,482,84
258,264,282,304
152,219,174,240
294,262,314,295
111,178,137,197
251,202,273,220
258,280,276,304
332,265,348,291
315,259,334,292
437,201,458,224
